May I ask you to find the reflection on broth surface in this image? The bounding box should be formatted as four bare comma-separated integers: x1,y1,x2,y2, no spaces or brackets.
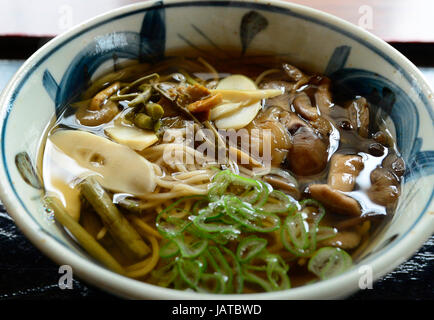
39,54,405,293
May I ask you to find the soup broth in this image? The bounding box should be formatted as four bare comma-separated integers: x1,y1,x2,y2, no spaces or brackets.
39,54,405,293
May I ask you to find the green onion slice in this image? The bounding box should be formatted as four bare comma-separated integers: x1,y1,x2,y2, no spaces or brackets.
220,246,243,294
177,258,205,289
316,226,338,242
280,199,327,257
224,196,280,233
308,247,352,280
208,170,268,205
260,190,298,215
243,271,274,292
206,246,233,293
193,206,240,235
263,253,290,291
159,240,180,258
173,236,208,259
197,273,227,294
236,236,268,263
281,216,314,257
285,213,309,249
151,260,178,287
242,252,289,292
156,195,206,238
300,198,326,225
266,260,291,291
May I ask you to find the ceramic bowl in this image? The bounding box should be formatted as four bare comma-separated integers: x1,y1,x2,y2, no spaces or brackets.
0,0,433,299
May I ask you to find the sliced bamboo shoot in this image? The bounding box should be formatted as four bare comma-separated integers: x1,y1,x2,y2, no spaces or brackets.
210,102,241,120
210,89,282,103
105,125,158,151
214,103,263,129
49,130,156,197
210,74,282,129
216,74,257,90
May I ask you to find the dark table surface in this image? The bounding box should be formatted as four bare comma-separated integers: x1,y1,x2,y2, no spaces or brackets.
0,46,433,300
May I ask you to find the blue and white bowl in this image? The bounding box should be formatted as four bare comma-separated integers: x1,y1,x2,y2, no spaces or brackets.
0,0,432,299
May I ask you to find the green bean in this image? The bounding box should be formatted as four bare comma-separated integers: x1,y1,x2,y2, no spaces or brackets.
145,103,164,120
179,69,199,85
153,83,204,126
138,83,150,92
44,196,125,274
109,92,139,101
117,198,145,214
152,83,177,102
128,86,152,108
154,119,162,132
134,113,154,130
80,177,150,259
119,73,159,95
81,63,151,99
121,107,136,123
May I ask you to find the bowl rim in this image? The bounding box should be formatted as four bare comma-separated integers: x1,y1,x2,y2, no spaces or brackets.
0,0,433,299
